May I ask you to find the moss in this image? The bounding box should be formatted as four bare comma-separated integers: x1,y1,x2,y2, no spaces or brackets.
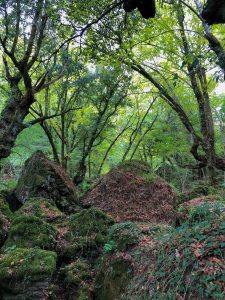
0,248,57,282
61,259,92,285
94,254,134,300
104,222,144,252
15,197,63,222
0,194,13,245
4,215,56,250
62,207,114,257
0,194,14,220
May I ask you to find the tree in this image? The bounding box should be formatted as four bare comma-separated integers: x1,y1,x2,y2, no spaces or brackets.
0,0,123,160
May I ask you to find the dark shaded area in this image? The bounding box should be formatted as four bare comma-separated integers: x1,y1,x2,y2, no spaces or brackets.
123,0,156,19
202,0,225,25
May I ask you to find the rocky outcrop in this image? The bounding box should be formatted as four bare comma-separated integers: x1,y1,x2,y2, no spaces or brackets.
16,151,79,213
0,248,57,300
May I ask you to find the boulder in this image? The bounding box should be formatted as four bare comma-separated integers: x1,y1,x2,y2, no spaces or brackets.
83,160,176,224
0,194,13,246
16,151,79,212
56,207,114,259
15,197,63,223
0,248,57,299
94,254,134,300
59,259,93,299
4,215,56,250
95,221,173,300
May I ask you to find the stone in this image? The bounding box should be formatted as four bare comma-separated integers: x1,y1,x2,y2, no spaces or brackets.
56,207,114,259
0,248,57,300
16,150,79,213
4,215,56,250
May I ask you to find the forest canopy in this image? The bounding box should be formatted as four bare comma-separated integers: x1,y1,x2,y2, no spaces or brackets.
0,0,225,188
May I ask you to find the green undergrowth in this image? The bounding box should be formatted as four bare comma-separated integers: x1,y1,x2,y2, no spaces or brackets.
127,202,225,299
0,248,57,282
4,215,56,250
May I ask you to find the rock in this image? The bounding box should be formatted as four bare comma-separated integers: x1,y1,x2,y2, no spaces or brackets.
15,197,63,223
94,253,134,300
83,160,176,224
60,259,93,299
16,150,79,213
0,248,57,299
95,221,173,300
4,215,56,250
105,222,144,252
0,194,13,246
56,207,114,259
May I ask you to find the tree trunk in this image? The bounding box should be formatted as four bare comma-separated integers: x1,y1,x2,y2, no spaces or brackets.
0,86,34,158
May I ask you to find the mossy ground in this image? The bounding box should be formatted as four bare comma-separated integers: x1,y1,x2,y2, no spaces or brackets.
4,215,56,250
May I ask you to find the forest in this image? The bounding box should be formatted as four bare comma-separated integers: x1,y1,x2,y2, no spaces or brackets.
0,0,224,299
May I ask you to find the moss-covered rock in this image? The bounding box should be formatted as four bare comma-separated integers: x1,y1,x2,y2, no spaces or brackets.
15,197,63,222
0,248,57,299
0,194,14,220
4,215,56,250
16,151,79,212
104,222,144,252
94,254,134,300
60,259,93,299
0,194,13,246
56,207,114,258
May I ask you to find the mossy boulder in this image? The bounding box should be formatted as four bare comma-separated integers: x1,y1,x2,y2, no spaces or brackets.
0,193,14,220
56,207,115,258
94,254,134,300
60,259,93,299
15,197,63,222
0,194,13,245
4,215,56,250
16,151,79,212
0,248,57,299
104,222,144,252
